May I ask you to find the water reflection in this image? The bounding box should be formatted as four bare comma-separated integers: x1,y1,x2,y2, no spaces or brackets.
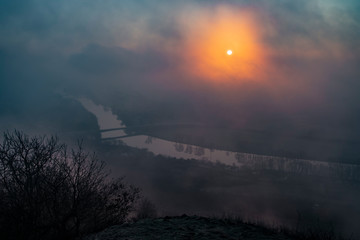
77,98,360,238
79,98,360,180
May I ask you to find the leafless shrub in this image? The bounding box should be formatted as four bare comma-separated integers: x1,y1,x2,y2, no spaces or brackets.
135,198,157,220
0,130,140,240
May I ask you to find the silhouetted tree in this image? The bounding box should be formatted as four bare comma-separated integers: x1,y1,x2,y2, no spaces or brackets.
0,130,140,240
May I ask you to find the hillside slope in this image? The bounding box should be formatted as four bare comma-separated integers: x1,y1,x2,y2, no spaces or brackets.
84,215,293,240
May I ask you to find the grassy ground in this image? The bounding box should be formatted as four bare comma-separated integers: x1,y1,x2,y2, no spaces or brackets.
83,215,352,240
83,215,291,240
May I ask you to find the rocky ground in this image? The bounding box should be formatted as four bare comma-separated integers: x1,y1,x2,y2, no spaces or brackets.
83,215,293,240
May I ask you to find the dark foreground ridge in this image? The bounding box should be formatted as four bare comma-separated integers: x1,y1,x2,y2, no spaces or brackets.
84,215,292,240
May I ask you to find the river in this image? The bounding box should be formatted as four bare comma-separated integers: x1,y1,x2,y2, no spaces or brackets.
78,98,360,180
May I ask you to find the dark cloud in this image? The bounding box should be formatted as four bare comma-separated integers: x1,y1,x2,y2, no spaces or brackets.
0,0,32,20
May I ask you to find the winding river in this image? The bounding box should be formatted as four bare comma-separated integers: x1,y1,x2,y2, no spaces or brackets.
77,98,360,179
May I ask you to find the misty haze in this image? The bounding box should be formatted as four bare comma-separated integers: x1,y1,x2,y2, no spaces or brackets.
1,0,360,239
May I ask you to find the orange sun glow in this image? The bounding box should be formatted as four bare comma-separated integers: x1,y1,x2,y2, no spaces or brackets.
180,7,267,83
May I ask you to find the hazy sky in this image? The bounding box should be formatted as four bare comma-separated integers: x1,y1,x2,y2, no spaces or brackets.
1,0,360,143
2,2,360,232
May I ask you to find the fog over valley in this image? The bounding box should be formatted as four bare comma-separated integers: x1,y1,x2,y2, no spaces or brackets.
1,0,360,239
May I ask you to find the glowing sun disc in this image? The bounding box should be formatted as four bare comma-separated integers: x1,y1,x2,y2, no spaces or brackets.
227,50,233,55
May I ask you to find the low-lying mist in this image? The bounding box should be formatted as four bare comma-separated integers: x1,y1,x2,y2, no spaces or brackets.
1,0,360,238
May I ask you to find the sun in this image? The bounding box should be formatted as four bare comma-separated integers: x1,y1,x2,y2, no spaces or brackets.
181,7,267,81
